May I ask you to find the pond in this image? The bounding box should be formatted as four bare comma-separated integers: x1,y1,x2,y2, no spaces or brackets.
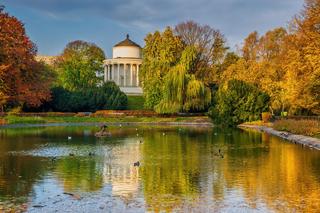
0,125,320,212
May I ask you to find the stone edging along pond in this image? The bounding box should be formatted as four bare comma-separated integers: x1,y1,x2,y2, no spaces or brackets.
238,124,320,151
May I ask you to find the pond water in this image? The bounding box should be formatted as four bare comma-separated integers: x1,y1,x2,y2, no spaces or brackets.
0,125,320,212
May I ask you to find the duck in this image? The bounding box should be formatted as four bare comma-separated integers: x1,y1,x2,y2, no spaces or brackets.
133,161,140,167
213,149,224,158
95,131,112,137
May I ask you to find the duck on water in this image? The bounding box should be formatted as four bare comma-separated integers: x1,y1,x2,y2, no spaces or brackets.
95,124,112,137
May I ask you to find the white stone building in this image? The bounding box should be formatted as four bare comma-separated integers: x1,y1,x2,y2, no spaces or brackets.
104,35,143,95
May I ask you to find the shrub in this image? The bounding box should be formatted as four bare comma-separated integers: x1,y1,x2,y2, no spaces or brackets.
25,82,127,112
262,112,272,123
209,80,270,126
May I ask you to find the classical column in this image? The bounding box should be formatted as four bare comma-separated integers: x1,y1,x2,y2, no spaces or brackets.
117,63,120,85
136,64,140,86
104,65,107,82
130,64,133,86
124,64,126,87
109,65,112,80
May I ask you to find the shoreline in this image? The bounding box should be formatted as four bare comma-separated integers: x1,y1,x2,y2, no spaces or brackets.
238,124,320,150
0,121,214,129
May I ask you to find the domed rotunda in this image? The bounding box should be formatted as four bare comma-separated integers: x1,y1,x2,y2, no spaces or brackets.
104,34,142,95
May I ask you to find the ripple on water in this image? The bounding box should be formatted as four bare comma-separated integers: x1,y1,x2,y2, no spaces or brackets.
8,145,114,158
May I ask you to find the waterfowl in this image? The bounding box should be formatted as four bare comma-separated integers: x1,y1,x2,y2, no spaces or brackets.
133,161,140,167
68,136,72,140
95,124,112,137
95,131,112,137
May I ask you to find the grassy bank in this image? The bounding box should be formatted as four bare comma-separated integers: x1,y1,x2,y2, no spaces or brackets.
242,119,320,138
0,115,212,125
273,119,320,137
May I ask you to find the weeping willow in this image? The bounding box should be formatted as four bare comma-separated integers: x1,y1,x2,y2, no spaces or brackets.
155,46,211,114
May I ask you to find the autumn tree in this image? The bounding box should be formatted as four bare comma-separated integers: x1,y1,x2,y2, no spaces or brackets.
0,6,53,110
55,40,105,91
281,0,320,115
175,21,227,84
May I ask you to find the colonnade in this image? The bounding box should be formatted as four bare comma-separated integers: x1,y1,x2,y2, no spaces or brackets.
104,63,141,87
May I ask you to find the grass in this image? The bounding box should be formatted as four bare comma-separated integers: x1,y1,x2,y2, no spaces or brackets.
127,96,145,110
273,119,320,137
1,115,212,125
5,115,46,124
241,120,273,127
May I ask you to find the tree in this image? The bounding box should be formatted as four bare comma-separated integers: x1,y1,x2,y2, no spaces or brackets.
175,21,228,84
281,0,320,115
0,6,53,109
242,31,259,61
140,27,184,109
155,46,211,113
209,80,270,126
55,40,105,91
47,82,127,112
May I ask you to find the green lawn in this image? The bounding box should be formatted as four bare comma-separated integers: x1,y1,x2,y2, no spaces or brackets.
127,96,145,110
1,115,212,125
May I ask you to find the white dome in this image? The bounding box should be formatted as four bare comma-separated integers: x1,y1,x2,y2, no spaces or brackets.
113,46,141,58
112,34,141,59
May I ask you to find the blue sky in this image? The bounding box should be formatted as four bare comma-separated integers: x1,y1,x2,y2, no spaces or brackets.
2,0,304,57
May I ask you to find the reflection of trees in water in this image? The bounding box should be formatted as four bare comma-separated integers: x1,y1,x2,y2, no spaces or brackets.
220,131,320,212
0,126,320,212
54,157,104,192
140,130,213,211
140,128,320,212
0,155,51,202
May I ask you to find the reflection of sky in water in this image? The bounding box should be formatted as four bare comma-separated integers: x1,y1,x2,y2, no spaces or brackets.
0,126,320,212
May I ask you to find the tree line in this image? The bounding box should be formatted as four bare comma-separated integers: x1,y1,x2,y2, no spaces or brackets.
0,6,127,112
141,0,319,125
1,0,319,124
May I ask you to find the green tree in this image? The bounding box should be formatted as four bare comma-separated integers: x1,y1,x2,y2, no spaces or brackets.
49,82,127,112
155,46,211,113
140,27,184,109
209,80,270,126
55,40,105,91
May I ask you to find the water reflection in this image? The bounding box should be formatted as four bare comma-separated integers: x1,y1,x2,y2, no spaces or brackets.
0,126,319,212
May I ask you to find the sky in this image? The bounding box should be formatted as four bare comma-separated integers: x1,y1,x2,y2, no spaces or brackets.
2,0,304,57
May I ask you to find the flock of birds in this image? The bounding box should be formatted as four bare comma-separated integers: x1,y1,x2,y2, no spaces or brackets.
51,126,225,167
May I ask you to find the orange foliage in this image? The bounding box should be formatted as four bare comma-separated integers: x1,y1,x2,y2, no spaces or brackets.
0,7,52,108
